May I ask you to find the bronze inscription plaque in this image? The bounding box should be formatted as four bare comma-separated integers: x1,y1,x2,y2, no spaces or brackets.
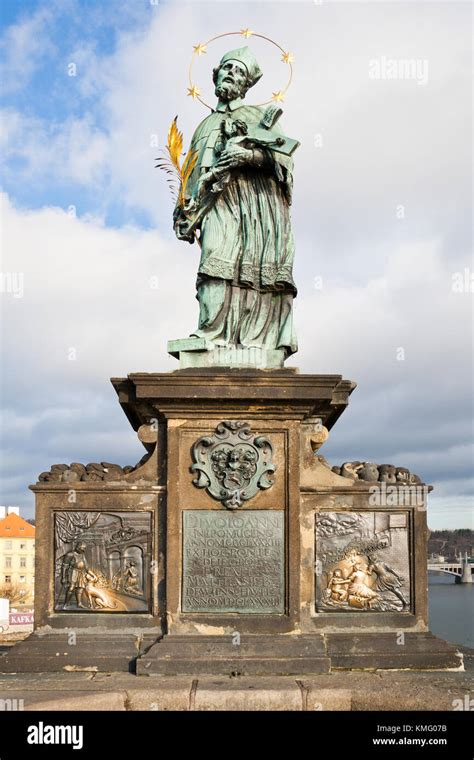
182,510,285,613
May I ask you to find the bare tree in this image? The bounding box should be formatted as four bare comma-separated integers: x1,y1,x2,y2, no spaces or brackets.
0,584,31,606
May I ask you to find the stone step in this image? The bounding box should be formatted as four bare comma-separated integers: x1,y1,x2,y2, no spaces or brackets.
137,634,330,676
326,632,463,670
0,632,159,673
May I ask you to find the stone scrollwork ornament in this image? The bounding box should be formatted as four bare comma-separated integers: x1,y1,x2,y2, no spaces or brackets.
191,420,275,509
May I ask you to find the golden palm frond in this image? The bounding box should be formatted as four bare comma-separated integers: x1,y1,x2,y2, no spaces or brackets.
166,116,183,172
155,116,197,206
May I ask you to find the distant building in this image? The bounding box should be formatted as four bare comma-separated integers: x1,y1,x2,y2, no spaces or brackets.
0,507,35,608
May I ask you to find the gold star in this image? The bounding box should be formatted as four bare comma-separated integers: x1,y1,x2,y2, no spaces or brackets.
272,90,285,102
193,43,207,56
240,28,254,38
281,51,294,65
187,85,201,99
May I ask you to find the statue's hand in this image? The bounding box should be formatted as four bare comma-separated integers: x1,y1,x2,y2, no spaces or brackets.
174,220,195,243
215,145,253,170
173,205,195,243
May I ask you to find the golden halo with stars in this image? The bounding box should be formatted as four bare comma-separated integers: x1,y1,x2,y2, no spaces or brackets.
188,28,294,110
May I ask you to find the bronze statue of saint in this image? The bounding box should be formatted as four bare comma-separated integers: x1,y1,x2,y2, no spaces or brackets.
173,46,299,361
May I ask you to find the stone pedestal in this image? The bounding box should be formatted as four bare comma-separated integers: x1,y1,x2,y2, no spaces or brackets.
167,338,286,369
0,369,462,675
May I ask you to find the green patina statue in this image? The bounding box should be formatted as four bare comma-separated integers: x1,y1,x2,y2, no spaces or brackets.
168,46,300,368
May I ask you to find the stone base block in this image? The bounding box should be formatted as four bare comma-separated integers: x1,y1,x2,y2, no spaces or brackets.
0,632,465,676
167,338,286,369
136,634,330,676
0,632,160,674
326,632,464,671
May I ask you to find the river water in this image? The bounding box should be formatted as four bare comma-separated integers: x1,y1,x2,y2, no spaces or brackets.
428,572,474,649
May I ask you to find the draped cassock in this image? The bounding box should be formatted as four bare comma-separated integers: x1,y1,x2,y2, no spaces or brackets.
180,97,298,357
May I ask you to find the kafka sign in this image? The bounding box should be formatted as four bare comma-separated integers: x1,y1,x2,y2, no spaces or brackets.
9,612,34,625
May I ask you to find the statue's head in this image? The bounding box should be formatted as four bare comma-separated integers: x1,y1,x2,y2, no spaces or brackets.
74,541,86,553
213,46,262,102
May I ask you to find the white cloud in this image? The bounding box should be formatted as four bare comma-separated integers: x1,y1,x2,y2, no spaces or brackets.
1,109,109,187
0,192,198,384
0,109,22,149
0,7,54,94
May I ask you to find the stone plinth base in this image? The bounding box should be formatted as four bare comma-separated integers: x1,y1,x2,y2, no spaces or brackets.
136,633,462,676
167,338,286,369
326,632,463,671
3,631,460,675
0,632,160,674
7,366,463,678
137,635,330,676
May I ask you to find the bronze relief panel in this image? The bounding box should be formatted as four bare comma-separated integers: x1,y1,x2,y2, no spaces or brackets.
315,511,411,612
54,511,152,612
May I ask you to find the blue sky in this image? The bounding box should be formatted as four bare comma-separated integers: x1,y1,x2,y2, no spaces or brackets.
1,0,153,226
0,0,473,529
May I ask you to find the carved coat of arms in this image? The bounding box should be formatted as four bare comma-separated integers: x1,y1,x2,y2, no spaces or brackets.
191,420,275,509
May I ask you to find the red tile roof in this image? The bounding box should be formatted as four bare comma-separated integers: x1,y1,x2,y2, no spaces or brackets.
0,513,35,538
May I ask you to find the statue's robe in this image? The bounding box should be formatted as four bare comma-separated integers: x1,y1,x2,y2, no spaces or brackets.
182,97,298,356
